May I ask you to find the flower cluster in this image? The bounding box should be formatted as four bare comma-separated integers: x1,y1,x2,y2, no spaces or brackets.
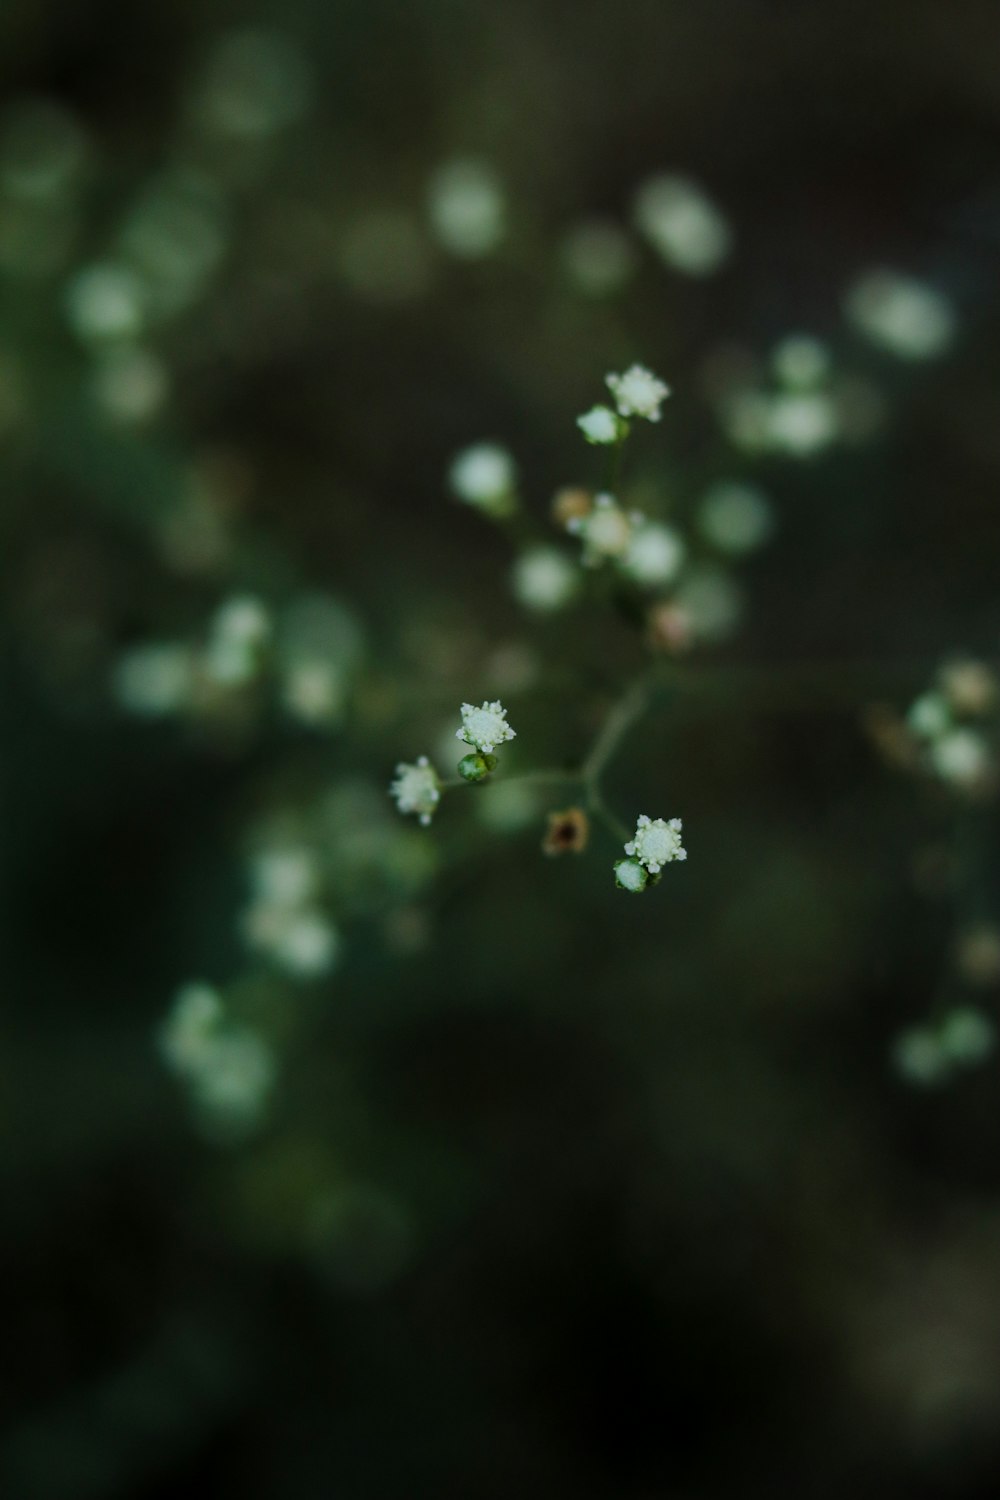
390,756,441,825
456,699,516,755
606,363,671,422
895,658,998,796
615,816,686,891
159,982,276,1135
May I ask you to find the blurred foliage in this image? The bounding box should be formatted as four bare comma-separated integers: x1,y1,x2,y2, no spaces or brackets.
3,1,1000,1497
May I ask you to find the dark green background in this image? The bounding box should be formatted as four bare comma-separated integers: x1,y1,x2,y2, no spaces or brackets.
3,2,1000,1496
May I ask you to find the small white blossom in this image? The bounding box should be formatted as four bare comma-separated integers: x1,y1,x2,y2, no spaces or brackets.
907,692,950,741
576,405,620,444
212,594,272,649
624,814,687,874
606,364,671,422
633,174,731,276
567,492,635,565
456,700,516,755
940,1008,996,1066
771,334,831,389
929,728,991,790
891,1026,950,1087
620,521,685,586
389,756,441,825
428,158,505,259
114,641,193,716
844,269,954,360
447,443,516,512
766,392,838,456
511,547,579,613
159,982,223,1072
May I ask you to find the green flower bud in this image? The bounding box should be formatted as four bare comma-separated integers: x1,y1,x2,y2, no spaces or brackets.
457,752,498,783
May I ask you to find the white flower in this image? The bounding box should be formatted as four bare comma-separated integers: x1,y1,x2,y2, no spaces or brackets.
614,858,648,893
159,982,223,1072
929,729,991,790
624,814,687,874
940,1008,995,1066
428,158,505,259
389,756,441,825
606,364,671,421
766,392,838,456
633,174,732,276
620,521,686,585
212,594,272,649
456,699,516,755
113,641,193,716
447,443,516,511
576,405,620,444
511,547,579,613
891,1026,950,1087
771,334,831,389
190,1027,276,1119
907,692,950,741
567,492,635,565
844,269,954,360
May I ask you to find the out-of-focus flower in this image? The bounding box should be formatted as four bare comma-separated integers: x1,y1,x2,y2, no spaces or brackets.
511,547,579,613
606,364,671,421
577,405,622,444
427,158,505,259
389,757,441,826
844,269,955,360
447,443,517,516
620,521,685,586
566,492,635,566
633,173,731,276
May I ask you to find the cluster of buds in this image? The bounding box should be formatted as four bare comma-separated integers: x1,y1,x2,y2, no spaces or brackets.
893,658,999,797
615,815,687,892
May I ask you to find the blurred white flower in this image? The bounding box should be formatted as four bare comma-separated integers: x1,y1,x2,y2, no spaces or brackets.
577,405,621,444
606,364,671,421
427,158,505,259
844,269,955,360
567,492,635,565
113,641,194,716
620,521,686,586
390,756,441,826
447,442,517,514
511,547,579,613
633,173,731,276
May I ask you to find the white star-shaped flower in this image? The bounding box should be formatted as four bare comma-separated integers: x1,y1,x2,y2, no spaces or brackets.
456,699,516,755
389,755,441,825
624,814,687,873
606,364,671,422
576,405,621,444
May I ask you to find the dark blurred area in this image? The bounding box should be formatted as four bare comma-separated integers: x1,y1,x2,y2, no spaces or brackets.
3,2,1000,1496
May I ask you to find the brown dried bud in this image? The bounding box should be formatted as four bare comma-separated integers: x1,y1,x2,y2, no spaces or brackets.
551,487,593,529
542,806,590,856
